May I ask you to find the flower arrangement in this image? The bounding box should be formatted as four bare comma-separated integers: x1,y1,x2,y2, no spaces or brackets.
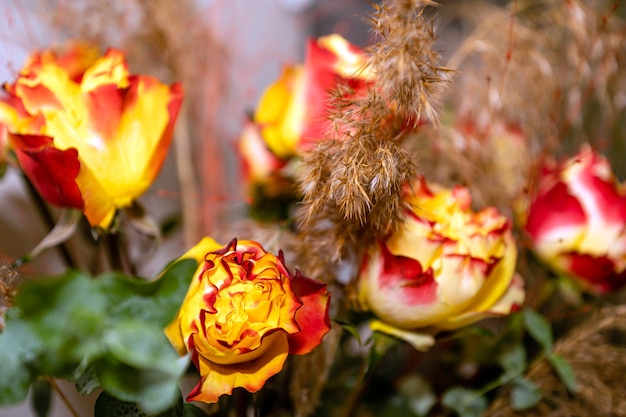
1,1,626,417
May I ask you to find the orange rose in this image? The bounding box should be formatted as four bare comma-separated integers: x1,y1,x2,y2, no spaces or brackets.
0,41,183,228
165,238,331,403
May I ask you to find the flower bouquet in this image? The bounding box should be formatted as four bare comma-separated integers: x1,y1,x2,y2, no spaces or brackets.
1,0,626,416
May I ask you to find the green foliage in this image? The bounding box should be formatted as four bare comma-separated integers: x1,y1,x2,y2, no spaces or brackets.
510,377,541,410
366,331,399,379
523,308,578,395
441,387,488,417
497,344,527,380
0,258,197,415
334,318,362,346
548,353,578,393
523,309,553,353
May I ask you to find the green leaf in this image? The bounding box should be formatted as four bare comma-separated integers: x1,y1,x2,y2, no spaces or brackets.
93,323,189,414
103,322,187,374
365,331,398,379
334,319,362,345
523,309,553,353
510,376,541,410
95,258,197,328
16,271,108,375
0,315,42,404
0,261,195,410
497,344,527,380
94,390,183,417
548,353,578,393
441,387,488,417
93,357,185,415
30,379,52,417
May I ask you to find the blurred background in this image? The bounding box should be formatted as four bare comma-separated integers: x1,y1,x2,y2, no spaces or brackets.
2,0,625,415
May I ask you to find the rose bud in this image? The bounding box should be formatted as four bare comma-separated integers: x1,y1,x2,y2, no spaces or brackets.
254,34,372,159
524,145,626,294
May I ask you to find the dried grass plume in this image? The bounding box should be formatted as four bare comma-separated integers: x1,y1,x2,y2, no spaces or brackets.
486,305,626,417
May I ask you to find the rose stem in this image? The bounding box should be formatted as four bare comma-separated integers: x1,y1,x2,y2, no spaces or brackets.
45,377,81,417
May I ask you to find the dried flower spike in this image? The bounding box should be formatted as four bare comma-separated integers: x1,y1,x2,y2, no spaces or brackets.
367,0,451,124
0,260,19,331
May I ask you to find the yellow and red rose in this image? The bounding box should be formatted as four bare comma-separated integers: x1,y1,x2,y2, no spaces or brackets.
252,34,372,160
238,34,371,212
358,177,524,350
165,238,331,403
523,145,626,294
0,41,183,228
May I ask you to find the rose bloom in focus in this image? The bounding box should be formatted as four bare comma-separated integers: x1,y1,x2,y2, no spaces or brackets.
165,238,331,403
523,145,626,294
358,177,524,350
0,41,183,228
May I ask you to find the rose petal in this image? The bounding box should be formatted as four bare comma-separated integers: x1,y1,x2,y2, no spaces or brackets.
287,271,331,355
562,148,626,255
437,273,524,330
255,65,305,158
566,253,626,294
525,181,587,254
238,122,287,184
9,133,84,209
187,331,289,403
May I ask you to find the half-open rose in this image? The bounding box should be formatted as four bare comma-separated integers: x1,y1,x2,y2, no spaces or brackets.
357,177,524,350
254,34,372,159
165,238,331,403
0,41,183,228
523,145,626,294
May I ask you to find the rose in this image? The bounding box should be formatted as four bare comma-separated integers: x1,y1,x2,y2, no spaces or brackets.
0,41,183,228
523,145,626,294
357,177,524,350
237,121,292,198
239,122,287,185
165,237,331,403
254,34,372,159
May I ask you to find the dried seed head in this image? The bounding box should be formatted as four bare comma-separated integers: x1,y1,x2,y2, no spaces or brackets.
0,260,19,331
367,0,451,124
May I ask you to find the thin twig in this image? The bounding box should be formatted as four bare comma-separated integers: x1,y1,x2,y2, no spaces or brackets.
46,378,81,417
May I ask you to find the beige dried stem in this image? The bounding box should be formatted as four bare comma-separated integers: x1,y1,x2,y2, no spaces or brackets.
485,304,626,417
291,1,450,415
